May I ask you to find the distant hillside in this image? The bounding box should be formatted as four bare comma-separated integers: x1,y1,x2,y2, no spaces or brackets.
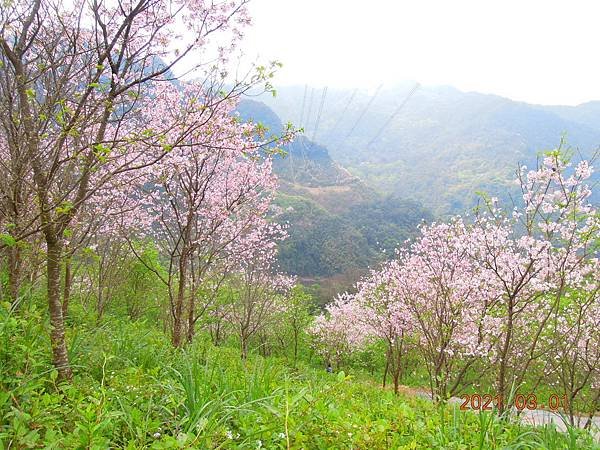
237,99,358,188
236,99,431,294
540,101,600,132
260,85,600,215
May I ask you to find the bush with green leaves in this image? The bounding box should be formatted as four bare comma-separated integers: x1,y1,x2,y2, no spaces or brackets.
2,298,598,449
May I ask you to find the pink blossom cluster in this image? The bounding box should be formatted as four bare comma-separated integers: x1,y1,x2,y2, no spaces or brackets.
310,154,599,401
310,293,371,366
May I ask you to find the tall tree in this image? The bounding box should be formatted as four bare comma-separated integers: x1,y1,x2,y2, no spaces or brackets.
124,84,289,347
0,0,259,380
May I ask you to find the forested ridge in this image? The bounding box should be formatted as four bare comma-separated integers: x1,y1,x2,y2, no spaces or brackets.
237,100,432,300
262,85,600,214
0,1,599,449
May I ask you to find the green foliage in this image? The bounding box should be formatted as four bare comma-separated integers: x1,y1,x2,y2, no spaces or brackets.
273,286,314,363
277,196,371,277
236,99,432,280
275,193,429,279
1,297,598,449
0,234,16,247
114,242,166,321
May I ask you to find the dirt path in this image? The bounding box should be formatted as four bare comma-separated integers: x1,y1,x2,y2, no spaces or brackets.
513,407,600,441
380,382,600,441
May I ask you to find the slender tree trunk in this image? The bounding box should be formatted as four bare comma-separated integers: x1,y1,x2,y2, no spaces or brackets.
3,32,71,381
62,256,72,319
172,254,188,348
47,239,72,381
186,293,195,343
260,333,269,357
211,321,222,346
240,332,248,359
392,345,402,395
382,347,391,388
498,302,514,415
7,245,21,302
432,354,446,402
393,371,400,394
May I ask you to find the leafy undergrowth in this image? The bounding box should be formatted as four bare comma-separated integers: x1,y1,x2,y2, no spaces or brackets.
1,302,598,449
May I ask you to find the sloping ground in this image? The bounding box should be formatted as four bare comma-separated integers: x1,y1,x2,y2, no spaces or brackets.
237,99,432,287
279,179,376,215
389,383,600,442
3,301,598,449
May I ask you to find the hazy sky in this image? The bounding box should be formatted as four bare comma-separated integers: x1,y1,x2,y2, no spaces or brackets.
241,0,600,106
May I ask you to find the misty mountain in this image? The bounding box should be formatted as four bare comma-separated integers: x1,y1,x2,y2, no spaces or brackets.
540,101,600,132
236,99,431,292
259,85,600,215
237,99,358,187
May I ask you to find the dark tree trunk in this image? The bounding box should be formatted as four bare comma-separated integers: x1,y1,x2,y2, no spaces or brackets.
172,254,188,348
497,302,514,414
62,256,72,319
210,321,222,346
240,333,248,359
47,239,72,381
186,292,195,344
7,245,22,302
393,371,400,395
392,350,402,395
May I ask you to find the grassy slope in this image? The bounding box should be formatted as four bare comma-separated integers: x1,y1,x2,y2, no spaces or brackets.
1,301,598,449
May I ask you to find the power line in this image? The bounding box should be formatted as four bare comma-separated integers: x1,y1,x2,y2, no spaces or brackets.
304,87,315,133
298,85,308,130
298,136,323,185
346,84,382,139
311,86,328,141
330,88,358,135
368,82,420,147
289,86,312,183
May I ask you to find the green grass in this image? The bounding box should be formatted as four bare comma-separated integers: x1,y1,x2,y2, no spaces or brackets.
1,300,598,449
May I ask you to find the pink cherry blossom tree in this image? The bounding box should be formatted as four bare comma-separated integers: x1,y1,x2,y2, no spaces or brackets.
223,226,294,359
470,151,599,412
544,263,599,426
118,83,292,347
0,0,271,380
0,135,49,303
310,293,370,370
351,264,414,394
315,149,599,408
396,219,500,401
